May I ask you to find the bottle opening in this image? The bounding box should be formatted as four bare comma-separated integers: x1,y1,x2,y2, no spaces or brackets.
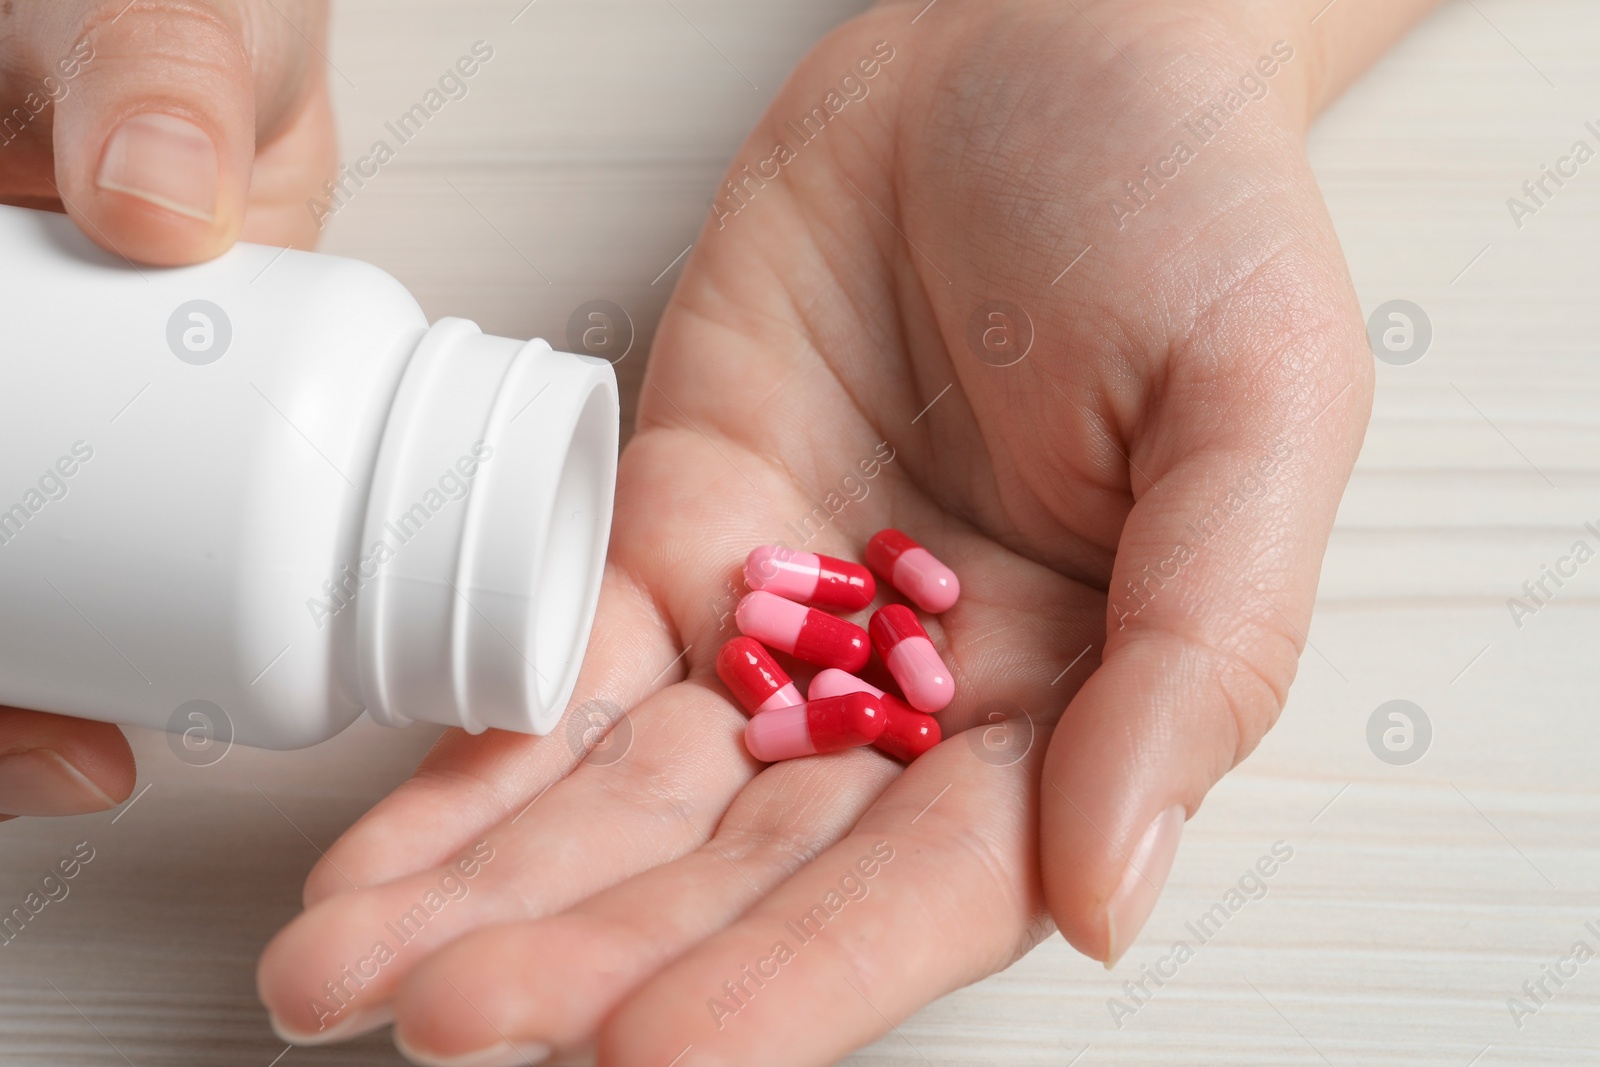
533,384,615,714
357,319,619,735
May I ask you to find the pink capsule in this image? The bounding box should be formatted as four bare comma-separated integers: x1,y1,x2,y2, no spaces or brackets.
744,692,887,762
735,590,870,672
744,545,875,612
868,604,954,713
807,668,880,703
865,529,960,613
809,669,941,762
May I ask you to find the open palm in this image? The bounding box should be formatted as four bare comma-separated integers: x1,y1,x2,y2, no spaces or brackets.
259,2,1374,1063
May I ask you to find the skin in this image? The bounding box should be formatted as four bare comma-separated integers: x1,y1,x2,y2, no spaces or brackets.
259,1,1441,1063
4,0,1439,1062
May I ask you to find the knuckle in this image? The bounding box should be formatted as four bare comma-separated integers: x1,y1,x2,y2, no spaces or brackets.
1188,625,1298,765
712,823,832,873
79,0,238,51
1116,618,1298,771
934,819,1039,970
73,1,247,93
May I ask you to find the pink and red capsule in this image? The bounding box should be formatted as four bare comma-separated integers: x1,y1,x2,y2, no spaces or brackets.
736,590,870,673
716,637,803,716
869,604,953,713
744,691,886,762
744,545,875,612
810,669,941,762
866,529,959,614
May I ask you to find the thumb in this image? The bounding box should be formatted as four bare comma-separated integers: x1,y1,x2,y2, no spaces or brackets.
43,0,324,264
1039,260,1374,966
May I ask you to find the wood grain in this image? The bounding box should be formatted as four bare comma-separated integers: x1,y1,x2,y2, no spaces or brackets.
4,2,1598,1064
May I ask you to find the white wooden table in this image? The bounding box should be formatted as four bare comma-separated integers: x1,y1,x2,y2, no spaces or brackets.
5,2,1600,1063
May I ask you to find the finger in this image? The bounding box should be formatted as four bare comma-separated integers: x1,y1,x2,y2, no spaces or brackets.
595,730,1050,1067
388,749,898,1065
25,0,327,264
300,565,675,908
257,678,757,1044
302,410,1085,905
1039,226,1374,965
298,416,868,908
0,707,135,818
266,421,890,1040
234,49,335,250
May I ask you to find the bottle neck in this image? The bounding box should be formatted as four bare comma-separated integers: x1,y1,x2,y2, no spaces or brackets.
356,317,618,735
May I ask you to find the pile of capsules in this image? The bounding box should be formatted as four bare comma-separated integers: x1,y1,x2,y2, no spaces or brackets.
716,529,959,764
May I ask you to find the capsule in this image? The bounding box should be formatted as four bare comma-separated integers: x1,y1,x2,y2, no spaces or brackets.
716,637,804,716
736,590,870,672
809,669,941,762
744,545,875,612
865,529,960,613
868,604,954,713
743,692,886,762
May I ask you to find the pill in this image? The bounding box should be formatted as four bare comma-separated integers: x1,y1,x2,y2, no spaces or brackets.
865,529,960,613
873,704,942,762
743,692,886,762
807,667,877,703
868,604,954,713
716,637,804,716
736,590,870,672
744,545,875,612
809,669,941,762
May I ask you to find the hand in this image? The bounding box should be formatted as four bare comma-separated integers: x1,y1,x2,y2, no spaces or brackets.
0,0,332,818
257,0,1430,1062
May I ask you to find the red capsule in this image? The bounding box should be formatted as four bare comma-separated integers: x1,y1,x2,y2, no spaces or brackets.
743,692,886,762
744,545,875,612
868,604,954,713
874,703,942,762
716,637,803,716
866,529,960,613
736,590,870,672
809,669,941,762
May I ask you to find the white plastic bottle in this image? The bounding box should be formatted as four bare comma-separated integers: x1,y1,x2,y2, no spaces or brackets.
0,204,618,749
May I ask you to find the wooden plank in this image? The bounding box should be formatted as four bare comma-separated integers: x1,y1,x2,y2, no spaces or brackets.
5,2,1600,1064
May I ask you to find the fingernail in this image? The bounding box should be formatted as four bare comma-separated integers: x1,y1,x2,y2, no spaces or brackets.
270,1004,394,1046
1104,804,1185,968
0,749,117,816
97,113,218,222
394,1031,552,1067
